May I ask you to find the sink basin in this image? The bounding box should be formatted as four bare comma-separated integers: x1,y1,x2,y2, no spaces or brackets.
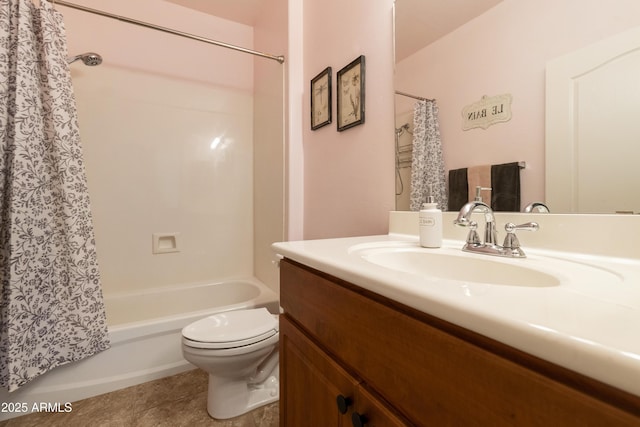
351,244,561,287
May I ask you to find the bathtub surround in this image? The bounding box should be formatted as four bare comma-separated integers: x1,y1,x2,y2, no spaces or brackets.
71,64,259,294
0,0,109,392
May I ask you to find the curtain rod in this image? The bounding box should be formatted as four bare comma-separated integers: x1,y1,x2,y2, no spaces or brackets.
48,0,285,64
395,90,435,102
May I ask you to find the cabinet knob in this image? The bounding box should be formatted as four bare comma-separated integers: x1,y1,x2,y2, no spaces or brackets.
352,412,367,427
336,395,352,414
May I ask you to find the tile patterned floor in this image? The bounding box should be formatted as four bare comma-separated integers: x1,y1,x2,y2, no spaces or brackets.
0,369,278,427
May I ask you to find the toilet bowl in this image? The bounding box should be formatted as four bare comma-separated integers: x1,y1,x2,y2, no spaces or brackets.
181,308,279,420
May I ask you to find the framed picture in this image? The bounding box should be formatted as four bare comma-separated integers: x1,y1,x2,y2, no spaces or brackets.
337,55,365,131
311,67,332,130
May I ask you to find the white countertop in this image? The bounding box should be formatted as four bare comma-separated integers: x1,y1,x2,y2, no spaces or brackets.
272,233,640,397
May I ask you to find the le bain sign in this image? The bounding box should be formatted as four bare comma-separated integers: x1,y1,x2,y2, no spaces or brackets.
462,94,512,130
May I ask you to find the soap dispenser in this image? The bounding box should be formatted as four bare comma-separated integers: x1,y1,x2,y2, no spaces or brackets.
419,187,442,248
474,186,492,203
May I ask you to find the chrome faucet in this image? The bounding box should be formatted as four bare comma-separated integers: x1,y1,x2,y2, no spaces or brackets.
454,201,538,258
454,201,498,245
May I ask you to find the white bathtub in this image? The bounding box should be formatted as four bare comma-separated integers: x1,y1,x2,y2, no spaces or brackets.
0,278,279,421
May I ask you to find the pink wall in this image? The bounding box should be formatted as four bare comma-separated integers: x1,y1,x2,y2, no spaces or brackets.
395,0,640,209
300,0,396,239
62,0,254,90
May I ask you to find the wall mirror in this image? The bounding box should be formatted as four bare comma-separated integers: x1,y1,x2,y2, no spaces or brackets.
394,0,640,214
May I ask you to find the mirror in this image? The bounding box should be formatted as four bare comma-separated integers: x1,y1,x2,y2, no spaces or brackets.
394,0,640,213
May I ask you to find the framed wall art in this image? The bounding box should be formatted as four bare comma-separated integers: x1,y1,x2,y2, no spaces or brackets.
311,67,332,130
337,55,365,131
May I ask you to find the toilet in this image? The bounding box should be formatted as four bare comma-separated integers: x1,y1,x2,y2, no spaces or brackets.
181,308,279,419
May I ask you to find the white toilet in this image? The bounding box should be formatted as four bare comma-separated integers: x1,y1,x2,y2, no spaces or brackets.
181,307,279,419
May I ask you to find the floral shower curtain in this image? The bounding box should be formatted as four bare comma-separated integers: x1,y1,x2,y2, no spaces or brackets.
409,100,447,211
0,0,109,391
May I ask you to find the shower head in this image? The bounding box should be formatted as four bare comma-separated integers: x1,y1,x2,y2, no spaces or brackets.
68,52,103,66
395,123,410,135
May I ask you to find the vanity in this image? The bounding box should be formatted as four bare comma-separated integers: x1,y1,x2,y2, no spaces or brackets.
273,212,640,426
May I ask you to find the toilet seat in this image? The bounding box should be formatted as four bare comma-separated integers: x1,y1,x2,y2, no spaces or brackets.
182,308,278,350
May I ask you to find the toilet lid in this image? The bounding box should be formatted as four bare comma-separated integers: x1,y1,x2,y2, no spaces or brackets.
182,308,278,346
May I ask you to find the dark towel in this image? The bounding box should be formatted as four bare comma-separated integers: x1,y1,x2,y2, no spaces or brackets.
491,162,521,211
447,168,468,211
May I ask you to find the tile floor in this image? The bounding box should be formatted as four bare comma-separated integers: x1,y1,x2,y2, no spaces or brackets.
0,369,278,427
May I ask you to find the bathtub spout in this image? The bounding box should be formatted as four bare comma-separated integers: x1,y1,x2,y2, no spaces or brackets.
249,348,279,385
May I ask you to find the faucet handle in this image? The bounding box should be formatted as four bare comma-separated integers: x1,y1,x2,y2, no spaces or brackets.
503,222,539,249
505,222,539,233
523,202,550,213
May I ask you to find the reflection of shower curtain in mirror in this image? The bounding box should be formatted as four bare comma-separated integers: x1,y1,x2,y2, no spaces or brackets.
409,100,447,211
0,0,110,391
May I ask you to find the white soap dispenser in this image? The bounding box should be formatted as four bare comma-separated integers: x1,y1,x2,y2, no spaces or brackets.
419,187,442,248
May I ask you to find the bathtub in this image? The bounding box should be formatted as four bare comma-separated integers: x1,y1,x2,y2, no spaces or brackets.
0,277,279,421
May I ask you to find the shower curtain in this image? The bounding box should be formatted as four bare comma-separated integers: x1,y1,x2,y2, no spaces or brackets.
0,0,110,391
409,100,447,211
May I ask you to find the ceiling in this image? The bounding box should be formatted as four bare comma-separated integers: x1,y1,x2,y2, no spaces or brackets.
164,0,265,26
164,0,502,60
395,0,503,61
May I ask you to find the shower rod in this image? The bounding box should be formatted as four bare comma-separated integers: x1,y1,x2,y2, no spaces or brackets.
47,0,285,64
395,90,435,102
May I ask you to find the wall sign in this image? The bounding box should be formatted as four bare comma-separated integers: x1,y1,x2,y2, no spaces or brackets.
462,94,512,130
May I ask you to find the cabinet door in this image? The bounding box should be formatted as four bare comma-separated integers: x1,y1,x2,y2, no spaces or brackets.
280,315,359,427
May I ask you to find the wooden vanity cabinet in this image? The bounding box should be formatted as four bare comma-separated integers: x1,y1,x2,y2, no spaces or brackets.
279,259,640,426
